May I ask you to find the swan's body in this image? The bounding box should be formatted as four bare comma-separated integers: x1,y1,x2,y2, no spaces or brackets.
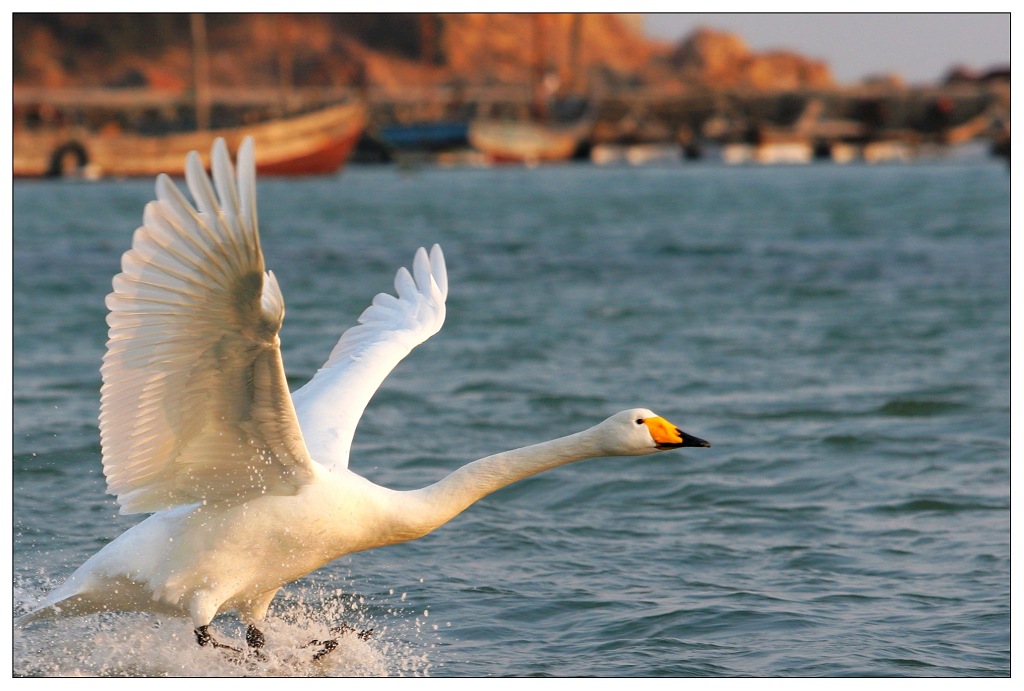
17,138,709,651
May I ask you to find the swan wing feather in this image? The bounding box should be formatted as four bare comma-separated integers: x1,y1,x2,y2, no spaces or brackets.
291,245,447,470
100,137,316,514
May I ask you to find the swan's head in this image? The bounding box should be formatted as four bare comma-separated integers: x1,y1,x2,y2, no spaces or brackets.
598,408,711,456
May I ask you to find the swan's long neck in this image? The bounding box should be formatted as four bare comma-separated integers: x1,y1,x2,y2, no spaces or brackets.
404,427,607,537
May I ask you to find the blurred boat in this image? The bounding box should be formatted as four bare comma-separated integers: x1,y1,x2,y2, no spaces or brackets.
719,141,813,165
376,120,469,153
468,118,589,165
468,14,591,165
13,100,366,178
863,139,915,164
753,140,814,164
591,143,682,166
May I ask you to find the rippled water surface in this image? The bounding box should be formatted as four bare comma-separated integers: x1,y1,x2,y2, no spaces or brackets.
12,159,1009,676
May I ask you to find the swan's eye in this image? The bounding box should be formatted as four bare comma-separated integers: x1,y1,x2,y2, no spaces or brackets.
635,418,644,425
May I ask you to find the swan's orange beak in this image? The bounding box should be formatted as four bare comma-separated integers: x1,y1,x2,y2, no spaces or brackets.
643,417,711,450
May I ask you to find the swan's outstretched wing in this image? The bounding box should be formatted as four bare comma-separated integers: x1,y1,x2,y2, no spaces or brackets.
291,245,447,471
100,137,316,515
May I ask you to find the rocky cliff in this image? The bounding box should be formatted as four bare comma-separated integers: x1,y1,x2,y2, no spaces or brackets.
13,14,836,93
669,28,833,90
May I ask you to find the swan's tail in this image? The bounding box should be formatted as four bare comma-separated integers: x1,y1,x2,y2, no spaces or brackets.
15,582,94,628
15,600,63,627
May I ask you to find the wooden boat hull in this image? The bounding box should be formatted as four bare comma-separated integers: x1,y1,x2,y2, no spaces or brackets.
14,101,365,178
377,121,469,152
468,119,588,164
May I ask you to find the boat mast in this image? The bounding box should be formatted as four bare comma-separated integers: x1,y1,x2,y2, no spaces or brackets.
531,14,547,122
567,13,583,94
190,13,211,131
420,13,437,66
277,20,294,117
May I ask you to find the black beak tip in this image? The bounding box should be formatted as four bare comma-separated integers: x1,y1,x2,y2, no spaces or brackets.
656,430,711,450
681,432,711,448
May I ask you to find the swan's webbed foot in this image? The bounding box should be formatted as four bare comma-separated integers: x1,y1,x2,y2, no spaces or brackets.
246,624,265,650
245,625,269,661
303,623,373,661
195,625,267,662
331,622,374,641
195,625,242,654
307,637,338,661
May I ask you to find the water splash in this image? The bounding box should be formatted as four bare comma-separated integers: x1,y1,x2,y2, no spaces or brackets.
13,581,437,677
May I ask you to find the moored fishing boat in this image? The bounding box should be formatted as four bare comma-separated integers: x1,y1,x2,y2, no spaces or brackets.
13,99,366,179
376,120,469,153
468,118,589,165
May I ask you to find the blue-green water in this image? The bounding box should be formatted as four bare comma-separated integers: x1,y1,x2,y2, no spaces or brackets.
12,160,1009,676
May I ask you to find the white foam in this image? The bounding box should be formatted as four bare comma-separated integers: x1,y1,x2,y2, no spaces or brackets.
13,583,437,677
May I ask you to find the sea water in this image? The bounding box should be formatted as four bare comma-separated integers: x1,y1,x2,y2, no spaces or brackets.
12,158,1009,676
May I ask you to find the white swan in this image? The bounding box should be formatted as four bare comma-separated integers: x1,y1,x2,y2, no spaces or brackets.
16,137,709,656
